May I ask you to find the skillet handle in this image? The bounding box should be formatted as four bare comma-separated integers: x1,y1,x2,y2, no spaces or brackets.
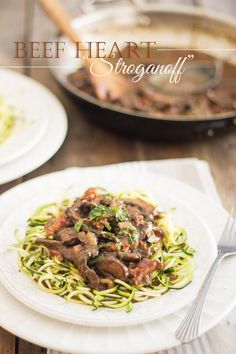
37,0,82,43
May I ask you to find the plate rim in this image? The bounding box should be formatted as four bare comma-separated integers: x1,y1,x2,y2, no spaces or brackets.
0,68,68,185
0,68,49,166
0,164,233,354
0,180,217,327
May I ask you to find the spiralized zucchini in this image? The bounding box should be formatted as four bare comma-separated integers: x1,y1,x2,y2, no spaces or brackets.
0,96,23,144
17,195,195,312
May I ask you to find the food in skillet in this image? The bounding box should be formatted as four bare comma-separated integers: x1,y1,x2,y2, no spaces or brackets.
68,49,236,119
18,187,195,311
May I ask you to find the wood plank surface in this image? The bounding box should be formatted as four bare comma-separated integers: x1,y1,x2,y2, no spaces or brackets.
0,330,15,354
0,0,236,354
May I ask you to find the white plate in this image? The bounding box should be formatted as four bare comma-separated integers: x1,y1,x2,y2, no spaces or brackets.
0,69,48,166
0,168,217,327
0,69,67,184
0,163,235,354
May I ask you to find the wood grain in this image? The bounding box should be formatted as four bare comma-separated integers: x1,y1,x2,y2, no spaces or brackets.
18,339,46,354
0,330,15,354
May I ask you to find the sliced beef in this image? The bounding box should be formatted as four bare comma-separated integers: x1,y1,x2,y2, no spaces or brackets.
99,242,120,252
40,240,100,289
97,196,112,206
79,201,94,217
38,188,167,291
36,238,60,248
84,267,100,289
153,226,166,238
77,231,98,257
58,227,80,246
118,252,141,262
50,228,99,251
73,246,99,289
44,214,71,236
125,205,140,219
36,238,76,263
139,221,153,240
58,243,99,288
60,245,77,262
96,257,129,281
65,199,81,223
66,199,95,223
129,258,163,286
123,198,155,218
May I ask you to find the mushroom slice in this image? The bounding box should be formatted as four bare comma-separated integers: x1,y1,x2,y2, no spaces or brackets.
118,252,141,262
73,246,99,289
96,257,129,281
44,214,71,236
123,198,154,217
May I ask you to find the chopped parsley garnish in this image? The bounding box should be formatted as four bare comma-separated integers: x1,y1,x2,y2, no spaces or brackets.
165,267,175,274
74,219,83,232
128,231,139,244
104,220,112,231
118,223,139,244
89,205,113,221
112,206,130,222
88,255,103,265
89,204,130,222
100,231,117,242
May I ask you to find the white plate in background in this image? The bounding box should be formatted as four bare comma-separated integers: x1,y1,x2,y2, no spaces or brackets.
0,69,67,184
0,69,48,166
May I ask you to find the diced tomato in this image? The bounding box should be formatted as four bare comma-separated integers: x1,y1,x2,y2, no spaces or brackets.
120,238,130,252
50,248,63,261
134,214,144,226
129,258,163,286
44,214,70,236
82,188,99,202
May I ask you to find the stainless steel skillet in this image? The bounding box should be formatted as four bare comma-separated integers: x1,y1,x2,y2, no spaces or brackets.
50,1,236,140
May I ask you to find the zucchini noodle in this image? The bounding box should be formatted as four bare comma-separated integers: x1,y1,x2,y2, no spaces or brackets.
0,96,24,144
17,194,195,312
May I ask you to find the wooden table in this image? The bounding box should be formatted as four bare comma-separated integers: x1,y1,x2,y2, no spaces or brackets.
0,0,236,353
